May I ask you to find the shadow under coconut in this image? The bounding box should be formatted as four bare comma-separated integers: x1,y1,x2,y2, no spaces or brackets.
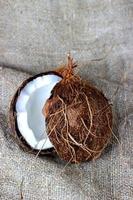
39,152,68,166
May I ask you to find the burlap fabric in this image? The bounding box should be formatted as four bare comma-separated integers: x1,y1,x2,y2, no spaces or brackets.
0,1,133,199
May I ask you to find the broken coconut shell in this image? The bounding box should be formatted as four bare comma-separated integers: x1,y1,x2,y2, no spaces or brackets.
43,55,113,163
9,71,62,155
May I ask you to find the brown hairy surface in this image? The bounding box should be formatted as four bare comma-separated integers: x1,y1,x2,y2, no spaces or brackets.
44,56,112,163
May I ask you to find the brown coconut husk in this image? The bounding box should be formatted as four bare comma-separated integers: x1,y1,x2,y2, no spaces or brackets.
43,55,113,163
9,71,62,155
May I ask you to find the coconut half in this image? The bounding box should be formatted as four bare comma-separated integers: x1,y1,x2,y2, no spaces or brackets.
43,55,113,163
9,72,62,154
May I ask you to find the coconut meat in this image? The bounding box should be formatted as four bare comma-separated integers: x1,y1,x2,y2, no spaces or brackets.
16,74,62,150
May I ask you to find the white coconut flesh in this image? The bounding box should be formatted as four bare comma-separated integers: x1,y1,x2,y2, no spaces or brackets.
15,74,62,150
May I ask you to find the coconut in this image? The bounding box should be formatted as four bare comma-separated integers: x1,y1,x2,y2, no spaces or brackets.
9,72,62,154
9,55,112,162
43,55,112,163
